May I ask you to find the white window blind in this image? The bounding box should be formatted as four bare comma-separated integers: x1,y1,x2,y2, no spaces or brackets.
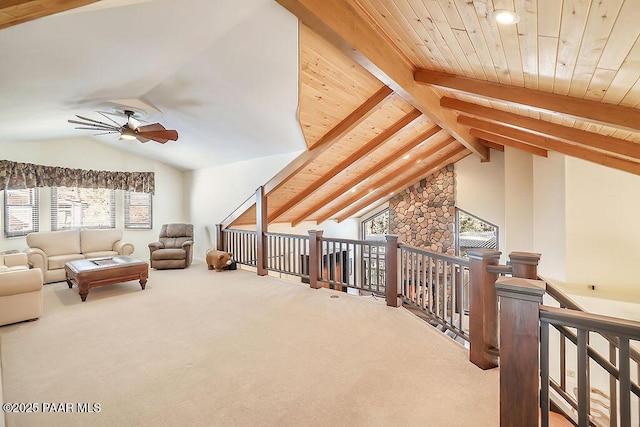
51,187,115,230
4,188,39,238
125,191,152,229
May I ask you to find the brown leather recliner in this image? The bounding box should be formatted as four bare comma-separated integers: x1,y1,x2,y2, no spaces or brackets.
148,224,194,269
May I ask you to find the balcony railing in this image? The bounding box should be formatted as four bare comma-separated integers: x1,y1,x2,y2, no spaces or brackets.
218,217,640,426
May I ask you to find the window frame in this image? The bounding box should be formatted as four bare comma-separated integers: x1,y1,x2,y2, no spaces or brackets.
361,208,390,241
124,191,153,230
455,207,499,258
51,187,116,231
3,188,39,238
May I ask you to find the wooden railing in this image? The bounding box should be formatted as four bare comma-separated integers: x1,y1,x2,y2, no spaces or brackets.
492,273,640,426
219,228,257,267
316,235,387,294
265,232,309,278
540,306,640,427
399,244,470,344
217,206,640,426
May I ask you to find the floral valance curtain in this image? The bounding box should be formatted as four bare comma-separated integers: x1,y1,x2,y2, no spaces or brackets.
0,160,155,195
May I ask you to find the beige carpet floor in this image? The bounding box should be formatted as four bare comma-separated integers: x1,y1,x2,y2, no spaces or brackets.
1,261,499,426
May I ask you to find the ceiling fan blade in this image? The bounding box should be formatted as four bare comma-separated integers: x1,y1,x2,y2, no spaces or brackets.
68,120,119,132
74,127,118,131
75,115,118,129
136,129,178,143
98,111,122,127
136,123,166,132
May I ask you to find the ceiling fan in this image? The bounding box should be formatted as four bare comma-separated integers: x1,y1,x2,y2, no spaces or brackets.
68,110,179,144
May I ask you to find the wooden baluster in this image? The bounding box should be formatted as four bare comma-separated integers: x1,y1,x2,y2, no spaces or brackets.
467,249,501,369
215,224,224,251
384,235,399,307
256,186,267,276
495,277,546,427
308,230,323,289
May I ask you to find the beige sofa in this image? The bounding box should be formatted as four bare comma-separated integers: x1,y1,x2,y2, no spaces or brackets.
26,229,134,284
0,253,43,326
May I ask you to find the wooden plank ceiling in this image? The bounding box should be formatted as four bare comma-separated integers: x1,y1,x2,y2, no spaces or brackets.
231,23,470,226
6,1,640,227
0,0,97,30
230,0,640,228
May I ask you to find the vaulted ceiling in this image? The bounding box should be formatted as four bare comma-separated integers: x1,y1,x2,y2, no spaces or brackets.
231,0,640,226
4,0,640,227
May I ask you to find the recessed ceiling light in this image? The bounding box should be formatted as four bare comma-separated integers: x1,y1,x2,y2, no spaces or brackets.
492,9,520,25
403,154,410,160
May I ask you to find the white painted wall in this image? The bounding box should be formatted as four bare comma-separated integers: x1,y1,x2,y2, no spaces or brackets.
0,138,186,260
186,151,302,258
504,147,534,254
455,148,506,261
268,219,360,240
533,152,566,281
564,156,640,295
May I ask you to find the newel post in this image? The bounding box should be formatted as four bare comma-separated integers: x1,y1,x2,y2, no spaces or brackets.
256,186,267,276
467,249,501,369
307,230,323,289
215,224,224,251
509,252,541,279
384,235,399,307
495,277,545,427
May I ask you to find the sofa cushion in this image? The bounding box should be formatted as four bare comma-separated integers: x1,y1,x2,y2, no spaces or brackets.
83,251,118,259
27,229,81,256
0,269,43,296
80,229,122,254
48,254,85,270
151,249,186,260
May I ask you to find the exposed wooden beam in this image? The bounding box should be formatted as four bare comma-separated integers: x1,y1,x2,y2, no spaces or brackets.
268,109,422,223
291,126,444,227
264,85,393,195
336,146,470,222
0,1,32,8
470,130,548,158
480,140,504,152
442,97,640,161
416,69,640,133
0,0,97,30
459,115,640,176
315,137,458,224
276,0,489,161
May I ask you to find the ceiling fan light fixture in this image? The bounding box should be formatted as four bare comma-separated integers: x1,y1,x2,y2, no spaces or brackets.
492,9,520,25
120,127,137,140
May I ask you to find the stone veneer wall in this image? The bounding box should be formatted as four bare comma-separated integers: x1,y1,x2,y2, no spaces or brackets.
389,164,455,254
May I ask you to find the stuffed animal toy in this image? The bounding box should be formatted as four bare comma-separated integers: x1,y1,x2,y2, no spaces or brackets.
206,249,233,272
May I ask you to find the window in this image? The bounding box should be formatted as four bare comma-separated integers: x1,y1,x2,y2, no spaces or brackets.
4,188,39,237
125,191,152,229
362,208,389,240
455,208,498,258
52,187,115,230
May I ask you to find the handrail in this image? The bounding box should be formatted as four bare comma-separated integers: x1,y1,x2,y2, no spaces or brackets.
220,193,256,229
223,228,256,235
264,231,307,239
398,243,470,345
540,305,640,426
398,243,469,266
544,279,640,365
322,235,386,246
